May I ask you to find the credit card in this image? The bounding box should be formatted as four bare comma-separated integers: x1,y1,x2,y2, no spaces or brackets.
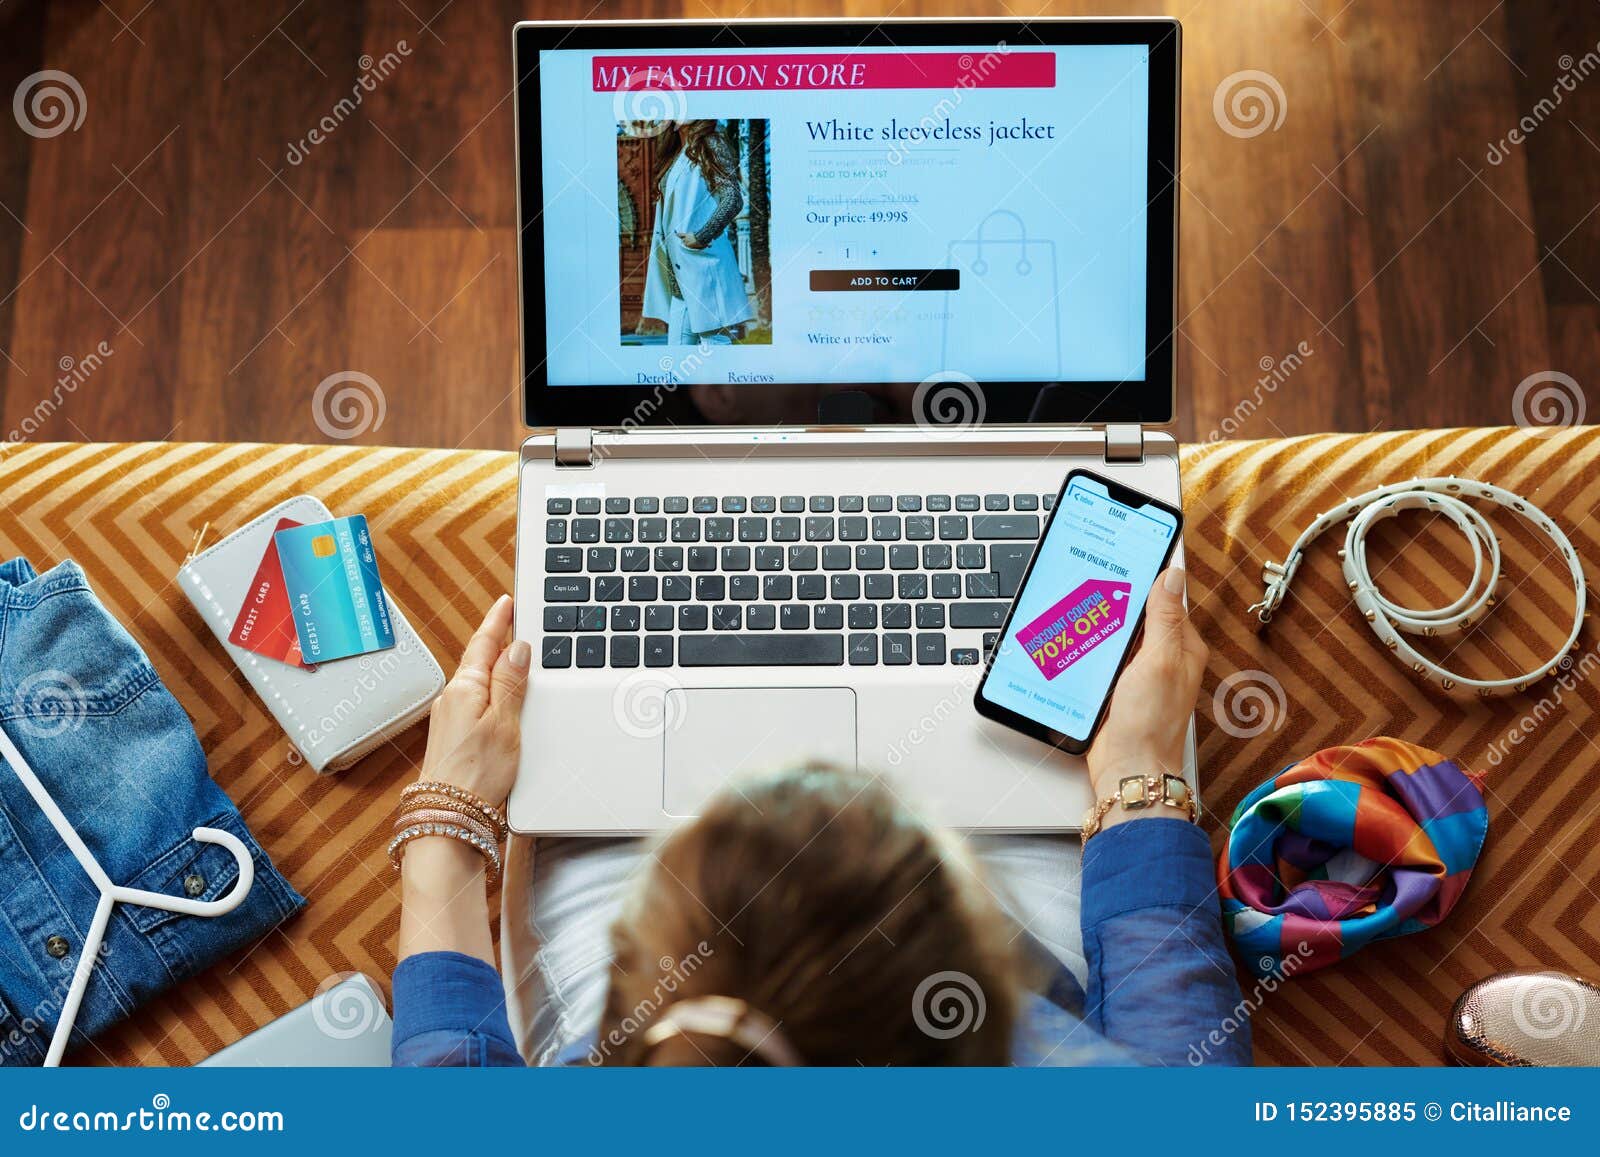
274,515,397,664
230,518,315,669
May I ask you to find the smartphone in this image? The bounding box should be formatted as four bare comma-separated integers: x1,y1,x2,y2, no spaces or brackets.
973,469,1184,755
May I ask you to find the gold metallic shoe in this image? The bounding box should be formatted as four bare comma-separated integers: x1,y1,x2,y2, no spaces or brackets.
1446,970,1600,1066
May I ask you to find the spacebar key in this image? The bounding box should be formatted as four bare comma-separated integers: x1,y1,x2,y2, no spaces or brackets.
679,635,844,666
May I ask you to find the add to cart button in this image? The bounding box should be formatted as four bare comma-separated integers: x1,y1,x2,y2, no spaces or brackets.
809,269,960,292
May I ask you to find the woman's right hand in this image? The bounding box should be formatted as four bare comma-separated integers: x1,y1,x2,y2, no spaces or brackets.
399,595,528,965
1086,567,1208,808
415,594,529,809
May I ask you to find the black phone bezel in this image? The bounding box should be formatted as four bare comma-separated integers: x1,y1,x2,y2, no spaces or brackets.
972,468,1184,756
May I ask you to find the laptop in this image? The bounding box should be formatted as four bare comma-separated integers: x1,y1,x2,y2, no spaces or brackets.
509,17,1187,834
198,974,393,1067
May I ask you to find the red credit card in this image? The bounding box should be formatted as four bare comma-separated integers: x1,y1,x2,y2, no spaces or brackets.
230,518,315,668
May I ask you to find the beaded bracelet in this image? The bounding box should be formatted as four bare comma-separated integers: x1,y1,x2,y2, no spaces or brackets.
395,807,498,847
387,822,503,882
400,781,508,839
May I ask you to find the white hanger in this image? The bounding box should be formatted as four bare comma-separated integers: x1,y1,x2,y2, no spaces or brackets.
0,721,255,1066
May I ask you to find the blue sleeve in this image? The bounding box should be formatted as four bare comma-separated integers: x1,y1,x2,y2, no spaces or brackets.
390,951,526,1067
1081,819,1252,1066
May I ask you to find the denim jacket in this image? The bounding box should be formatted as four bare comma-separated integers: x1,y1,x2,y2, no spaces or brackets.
0,557,304,1065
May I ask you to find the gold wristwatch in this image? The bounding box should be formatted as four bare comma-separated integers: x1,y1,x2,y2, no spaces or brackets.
1082,773,1197,840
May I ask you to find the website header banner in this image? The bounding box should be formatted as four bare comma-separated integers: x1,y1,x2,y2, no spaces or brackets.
591,52,1057,92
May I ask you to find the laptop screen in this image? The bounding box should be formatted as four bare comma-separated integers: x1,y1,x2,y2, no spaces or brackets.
516,22,1178,427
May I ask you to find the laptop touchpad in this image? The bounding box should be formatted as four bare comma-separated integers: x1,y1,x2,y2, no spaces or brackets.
662,688,857,817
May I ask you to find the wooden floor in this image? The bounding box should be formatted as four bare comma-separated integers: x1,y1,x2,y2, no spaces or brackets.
1,0,1596,450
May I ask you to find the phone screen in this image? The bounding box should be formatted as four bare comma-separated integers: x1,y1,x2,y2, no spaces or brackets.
977,473,1180,748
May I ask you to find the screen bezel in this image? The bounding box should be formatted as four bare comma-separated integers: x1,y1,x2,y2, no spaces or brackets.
513,18,1181,428
972,468,1184,756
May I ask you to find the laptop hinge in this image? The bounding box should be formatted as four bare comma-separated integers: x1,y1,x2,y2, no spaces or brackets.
1103,423,1145,464
553,427,595,468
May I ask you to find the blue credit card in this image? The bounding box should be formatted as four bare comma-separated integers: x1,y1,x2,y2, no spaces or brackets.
274,515,396,663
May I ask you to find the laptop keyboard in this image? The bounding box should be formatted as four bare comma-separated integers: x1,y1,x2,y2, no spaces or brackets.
538,492,1050,669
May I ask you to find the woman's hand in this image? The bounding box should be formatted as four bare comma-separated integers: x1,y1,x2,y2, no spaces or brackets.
417,594,529,808
1086,567,1208,814
676,230,707,250
399,595,528,965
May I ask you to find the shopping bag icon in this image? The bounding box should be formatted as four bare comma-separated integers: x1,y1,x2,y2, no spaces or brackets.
940,210,1061,378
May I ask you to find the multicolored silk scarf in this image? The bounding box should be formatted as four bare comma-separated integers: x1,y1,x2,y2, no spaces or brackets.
1217,737,1488,979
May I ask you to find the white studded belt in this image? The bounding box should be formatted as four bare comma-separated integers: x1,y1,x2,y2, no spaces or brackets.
1248,477,1588,695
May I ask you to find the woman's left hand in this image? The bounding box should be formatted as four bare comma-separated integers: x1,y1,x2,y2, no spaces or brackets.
676,230,707,250
416,594,530,808
1086,567,1207,809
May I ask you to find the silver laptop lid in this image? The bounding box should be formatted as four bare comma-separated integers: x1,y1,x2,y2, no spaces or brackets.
513,18,1180,430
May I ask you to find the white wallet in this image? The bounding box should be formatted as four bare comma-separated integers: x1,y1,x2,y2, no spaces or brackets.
177,495,445,773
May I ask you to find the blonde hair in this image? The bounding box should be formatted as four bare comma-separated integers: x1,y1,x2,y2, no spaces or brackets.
594,764,1019,1065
